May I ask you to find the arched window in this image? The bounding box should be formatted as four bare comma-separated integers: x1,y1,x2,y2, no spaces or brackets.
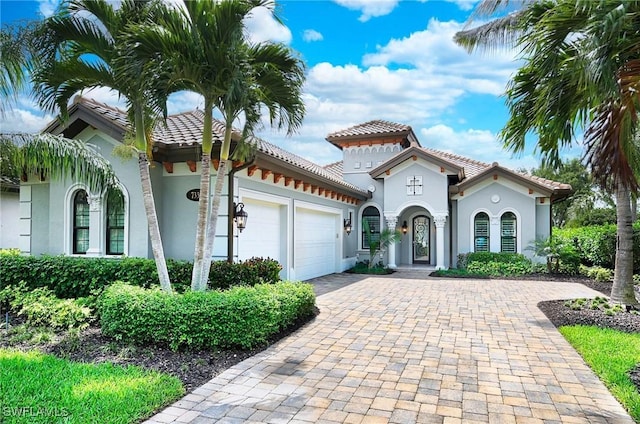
474,212,490,252
500,212,517,253
361,206,380,249
106,192,125,255
73,190,89,254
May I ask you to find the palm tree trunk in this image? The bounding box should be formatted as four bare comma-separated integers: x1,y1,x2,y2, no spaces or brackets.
200,159,228,289
191,153,210,291
611,184,638,306
138,152,172,293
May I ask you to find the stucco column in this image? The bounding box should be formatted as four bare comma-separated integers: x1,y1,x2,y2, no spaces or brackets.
385,215,398,269
86,194,104,256
490,215,500,252
434,214,447,270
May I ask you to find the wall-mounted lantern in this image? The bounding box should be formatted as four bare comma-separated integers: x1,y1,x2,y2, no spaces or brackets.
401,220,408,234
344,212,353,235
233,202,248,233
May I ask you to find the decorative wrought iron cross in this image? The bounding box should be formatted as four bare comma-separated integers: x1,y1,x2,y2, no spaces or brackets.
406,176,422,195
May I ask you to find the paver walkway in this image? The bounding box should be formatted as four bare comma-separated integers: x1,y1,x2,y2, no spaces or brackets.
144,272,633,423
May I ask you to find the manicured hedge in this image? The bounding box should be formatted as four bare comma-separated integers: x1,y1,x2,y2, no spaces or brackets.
98,281,316,350
0,256,282,298
554,223,640,271
457,252,532,276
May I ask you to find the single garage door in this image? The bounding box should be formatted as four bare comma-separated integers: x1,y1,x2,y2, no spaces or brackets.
238,198,282,264
295,207,338,281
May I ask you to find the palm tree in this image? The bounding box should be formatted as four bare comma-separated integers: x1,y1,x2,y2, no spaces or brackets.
456,0,640,306
131,0,305,291
31,0,173,292
2,132,121,199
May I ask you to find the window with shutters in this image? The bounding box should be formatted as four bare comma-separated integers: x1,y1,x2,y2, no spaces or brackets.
73,190,89,254
474,212,490,252
500,212,517,253
106,198,125,255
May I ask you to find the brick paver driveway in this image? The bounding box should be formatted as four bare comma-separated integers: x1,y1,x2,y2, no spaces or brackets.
145,272,633,423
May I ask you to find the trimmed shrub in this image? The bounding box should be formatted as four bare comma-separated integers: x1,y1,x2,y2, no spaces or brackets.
464,252,532,277
0,256,282,298
209,257,282,290
98,281,315,351
0,282,93,330
555,222,640,272
579,265,613,282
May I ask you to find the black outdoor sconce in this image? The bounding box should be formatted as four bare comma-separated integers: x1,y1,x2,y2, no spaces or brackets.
233,202,248,233
401,221,408,234
344,218,352,235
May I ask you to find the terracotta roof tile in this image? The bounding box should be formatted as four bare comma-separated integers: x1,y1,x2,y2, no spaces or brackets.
71,98,367,195
327,120,411,139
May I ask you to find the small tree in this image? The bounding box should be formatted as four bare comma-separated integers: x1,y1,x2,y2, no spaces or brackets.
362,219,401,269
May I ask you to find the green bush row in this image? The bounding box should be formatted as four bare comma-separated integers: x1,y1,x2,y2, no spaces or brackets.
0,282,93,330
456,252,533,277
0,256,282,298
98,281,315,351
554,223,640,271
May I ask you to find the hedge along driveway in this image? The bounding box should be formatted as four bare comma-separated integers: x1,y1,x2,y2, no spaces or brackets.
0,255,281,298
98,281,316,351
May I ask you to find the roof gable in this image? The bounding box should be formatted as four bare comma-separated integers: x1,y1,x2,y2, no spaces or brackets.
453,162,572,198
369,146,464,179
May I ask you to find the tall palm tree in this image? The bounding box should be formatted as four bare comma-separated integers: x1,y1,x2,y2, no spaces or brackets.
32,0,173,292
456,0,640,306
131,0,305,291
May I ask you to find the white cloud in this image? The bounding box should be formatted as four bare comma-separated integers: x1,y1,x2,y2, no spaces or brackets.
333,0,400,22
244,6,292,44
444,0,478,11
302,29,323,42
37,0,58,17
362,19,518,93
419,124,539,170
0,108,54,133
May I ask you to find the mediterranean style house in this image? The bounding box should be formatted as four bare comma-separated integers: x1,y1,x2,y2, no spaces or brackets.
16,97,571,281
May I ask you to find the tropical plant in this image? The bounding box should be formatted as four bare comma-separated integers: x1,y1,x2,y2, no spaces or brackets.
130,0,306,290
2,132,120,196
31,0,173,292
456,0,640,306
362,219,401,269
527,235,580,274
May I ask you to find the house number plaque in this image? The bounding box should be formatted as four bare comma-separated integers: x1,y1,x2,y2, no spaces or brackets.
186,189,200,201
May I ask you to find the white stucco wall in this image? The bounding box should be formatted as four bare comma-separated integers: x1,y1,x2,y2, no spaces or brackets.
456,181,538,258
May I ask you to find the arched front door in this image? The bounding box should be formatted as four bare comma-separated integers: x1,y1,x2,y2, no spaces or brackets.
413,215,430,264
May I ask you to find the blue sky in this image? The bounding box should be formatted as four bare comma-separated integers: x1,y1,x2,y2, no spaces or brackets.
0,0,581,169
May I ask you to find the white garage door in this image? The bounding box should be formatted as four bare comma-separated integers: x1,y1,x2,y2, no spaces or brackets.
238,199,281,263
295,207,338,281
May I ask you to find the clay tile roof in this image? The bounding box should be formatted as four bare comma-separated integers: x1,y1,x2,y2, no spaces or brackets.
326,120,411,140
255,139,366,194
323,161,343,180
421,147,489,178
154,110,226,146
76,97,129,130
66,98,366,195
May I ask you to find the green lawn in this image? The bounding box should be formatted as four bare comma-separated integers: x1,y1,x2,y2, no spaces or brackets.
560,325,640,421
0,348,184,424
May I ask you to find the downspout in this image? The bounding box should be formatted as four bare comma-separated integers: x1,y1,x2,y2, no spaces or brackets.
227,158,256,263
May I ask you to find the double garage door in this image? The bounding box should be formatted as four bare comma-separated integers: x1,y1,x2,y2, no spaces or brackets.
238,198,339,281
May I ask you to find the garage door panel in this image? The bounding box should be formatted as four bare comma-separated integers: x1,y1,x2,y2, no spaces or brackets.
239,199,281,262
295,207,338,281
